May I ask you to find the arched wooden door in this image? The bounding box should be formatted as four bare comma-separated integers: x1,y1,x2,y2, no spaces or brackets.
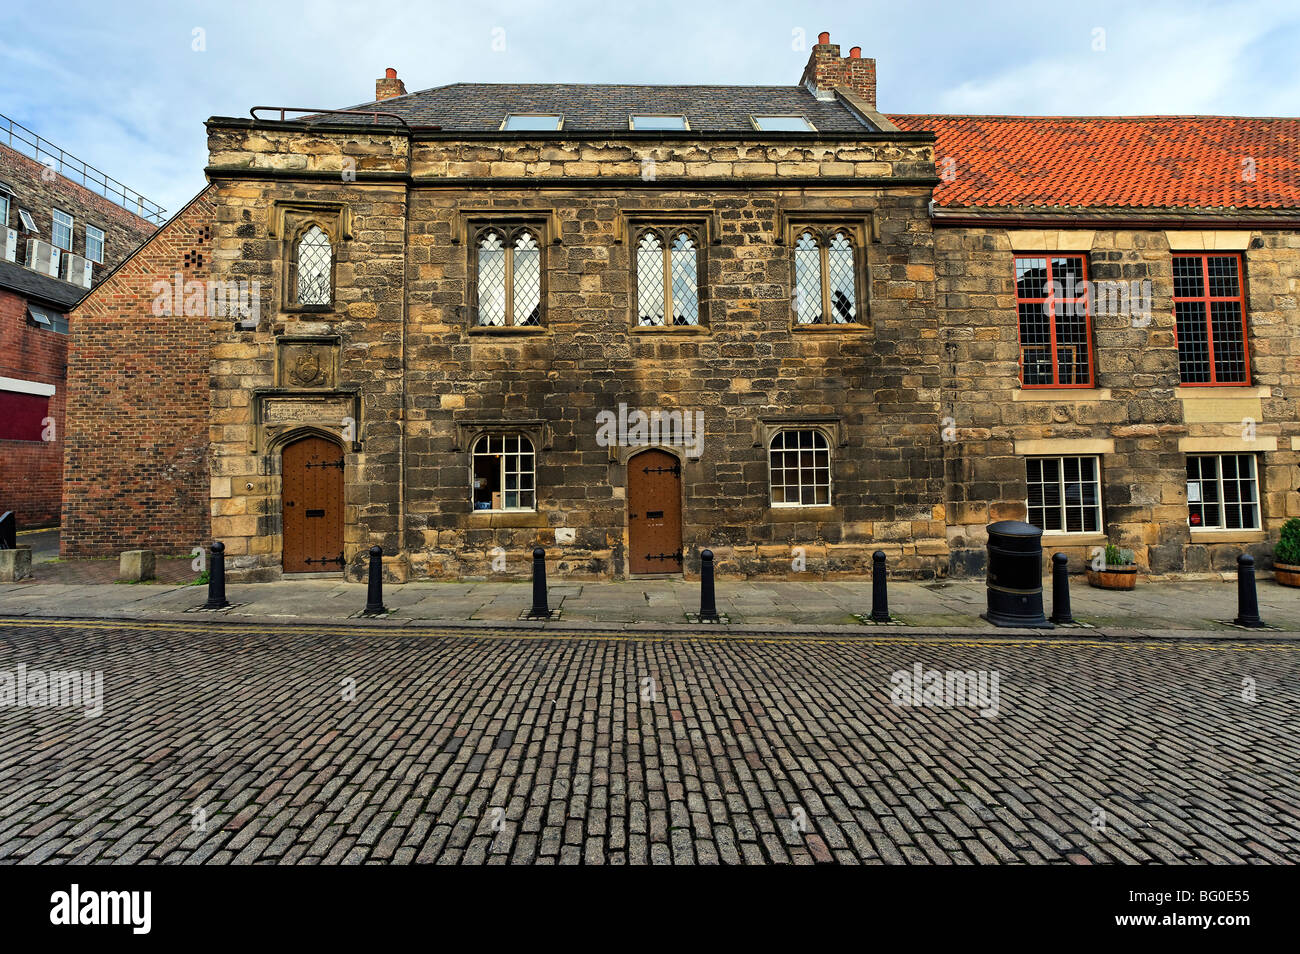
628,448,683,574
281,435,344,573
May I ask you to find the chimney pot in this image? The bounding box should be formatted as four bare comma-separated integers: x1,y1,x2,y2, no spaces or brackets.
375,68,407,102
818,31,830,45
850,46,861,58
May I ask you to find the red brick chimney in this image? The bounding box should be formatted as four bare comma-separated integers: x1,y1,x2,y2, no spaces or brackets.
375,67,407,102
799,32,876,107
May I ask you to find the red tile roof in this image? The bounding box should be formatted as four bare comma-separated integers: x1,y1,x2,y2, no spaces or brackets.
888,115,1300,211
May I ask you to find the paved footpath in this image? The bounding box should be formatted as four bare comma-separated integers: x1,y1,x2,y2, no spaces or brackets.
1,616,1297,864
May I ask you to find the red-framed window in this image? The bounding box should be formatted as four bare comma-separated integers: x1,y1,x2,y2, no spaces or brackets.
1014,254,1094,388
1173,253,1249,385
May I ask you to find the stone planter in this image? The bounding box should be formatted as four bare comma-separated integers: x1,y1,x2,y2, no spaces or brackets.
1274,562,1300,588
1086,565,1137,590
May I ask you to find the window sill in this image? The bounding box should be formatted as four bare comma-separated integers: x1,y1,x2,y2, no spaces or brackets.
466,511,548,529
791,323,870,334
767,505,839,523
632,324,709,335
281,305,334,315
1039,532,1107,547
1177,385,1270,399
1189,529,1266,543
1013,388,1111,402
468,325,547,336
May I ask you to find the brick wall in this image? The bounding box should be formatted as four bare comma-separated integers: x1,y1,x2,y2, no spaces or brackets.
0,288,66,526
60,188,214,557
0,143,157,278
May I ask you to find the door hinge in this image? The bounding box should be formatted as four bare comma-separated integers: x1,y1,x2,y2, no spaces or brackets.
644,549,683,564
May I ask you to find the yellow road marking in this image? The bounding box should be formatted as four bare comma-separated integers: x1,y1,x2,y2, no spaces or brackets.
0,616,1295,652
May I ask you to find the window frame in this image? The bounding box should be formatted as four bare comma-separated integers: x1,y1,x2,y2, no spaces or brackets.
1013,254,1095,389
751,115,815,132
789,224,866,327
632,225,704,328
1172,252,1251,387
629,115,689,131
470,432,537,512
0,193,8,229
17,208,38,233
85,224,105,264
1186,453,1260,531
501,114,563,131
51,208,73,251
1024,455,1104,535
289,222,335,309
469,223,547,330
767,427,833,508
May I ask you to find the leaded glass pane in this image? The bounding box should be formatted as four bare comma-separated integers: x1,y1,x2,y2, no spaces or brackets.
794,231,822,324
296,225,332,305
636,232,665,326
669,232,698,325
513,231,541,326
827,231,856,323
477,231,506,326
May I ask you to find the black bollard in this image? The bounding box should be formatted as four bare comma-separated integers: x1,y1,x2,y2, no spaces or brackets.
1234,553,1265,628
1049,552,1074,625
203,541,229,610
363,545,387,616
870,550,890,622
528,546,550,618
698,549,720,622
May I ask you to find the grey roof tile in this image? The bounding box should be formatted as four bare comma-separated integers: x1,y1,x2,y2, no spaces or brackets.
324,83,874,132
0,259,84,309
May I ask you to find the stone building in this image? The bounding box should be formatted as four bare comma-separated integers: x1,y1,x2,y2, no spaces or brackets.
0,114,159,527
62,35,1300,582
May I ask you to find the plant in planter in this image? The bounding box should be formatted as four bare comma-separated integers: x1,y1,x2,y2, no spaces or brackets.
1086,543,1138,590
1273,518,1300,588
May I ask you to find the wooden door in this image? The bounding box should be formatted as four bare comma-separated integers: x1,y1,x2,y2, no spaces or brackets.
628,449,683,574
282,436,344,573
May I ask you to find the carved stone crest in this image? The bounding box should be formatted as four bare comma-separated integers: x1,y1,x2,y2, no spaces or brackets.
277,337,338,390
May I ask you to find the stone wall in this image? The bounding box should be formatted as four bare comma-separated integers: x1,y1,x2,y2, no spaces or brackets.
938,226,1300,576
203,121,948,581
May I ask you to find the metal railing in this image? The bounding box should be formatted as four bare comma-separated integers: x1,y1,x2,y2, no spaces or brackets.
0,113,167,225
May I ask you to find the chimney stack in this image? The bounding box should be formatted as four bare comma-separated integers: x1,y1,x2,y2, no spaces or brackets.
799,32,876,107
375,67,407,102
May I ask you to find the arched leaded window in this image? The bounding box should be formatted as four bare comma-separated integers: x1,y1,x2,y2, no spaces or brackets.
768,428,831,507
792,227,859,325
635,228,700,326
476,227,542,326
295,225,333,305
471,433,536,511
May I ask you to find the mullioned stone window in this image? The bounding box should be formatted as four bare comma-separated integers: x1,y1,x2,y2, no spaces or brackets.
634,226,702,326
788,224,866,326
472,225,544,328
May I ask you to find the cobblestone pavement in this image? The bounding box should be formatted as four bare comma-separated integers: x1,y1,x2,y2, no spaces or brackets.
1,617,1298,864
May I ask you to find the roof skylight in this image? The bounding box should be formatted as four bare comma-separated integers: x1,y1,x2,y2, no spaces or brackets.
752,115,814,132
630,115,688,130
502,114,563,131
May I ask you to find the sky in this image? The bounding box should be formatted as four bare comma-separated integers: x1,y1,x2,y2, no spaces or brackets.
2,0,1298,219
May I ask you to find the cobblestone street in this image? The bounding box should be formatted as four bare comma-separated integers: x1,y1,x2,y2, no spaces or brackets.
1,617,1297,864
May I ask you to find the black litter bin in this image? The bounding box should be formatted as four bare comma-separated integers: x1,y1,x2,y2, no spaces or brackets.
981,520,1053,628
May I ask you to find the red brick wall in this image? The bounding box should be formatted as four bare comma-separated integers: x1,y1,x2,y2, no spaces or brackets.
0,288,66,526
61,188,214,557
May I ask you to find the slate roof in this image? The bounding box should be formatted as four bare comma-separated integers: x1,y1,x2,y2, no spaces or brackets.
889,114,1300,210
0,259,85,310
330,83,876,132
